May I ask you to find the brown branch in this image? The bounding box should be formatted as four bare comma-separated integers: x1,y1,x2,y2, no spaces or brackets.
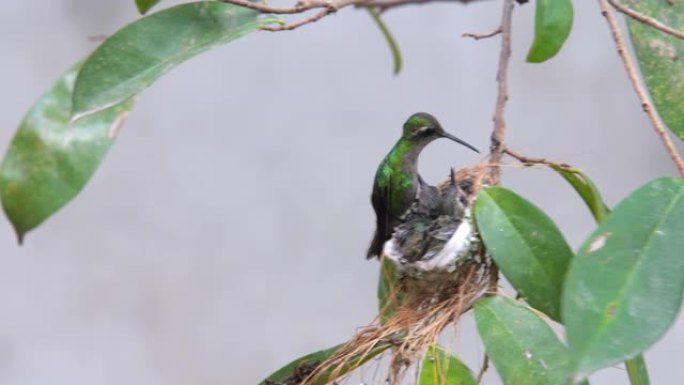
598,0,684,176
608,0,684,40
486,0,515,185
220,0,490,31
366,0,483,11
462,27,502,40
261,7,335,30
218,0,324,13
503,147,572,169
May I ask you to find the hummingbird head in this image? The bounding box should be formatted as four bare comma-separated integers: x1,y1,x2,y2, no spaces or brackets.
402,112,479,153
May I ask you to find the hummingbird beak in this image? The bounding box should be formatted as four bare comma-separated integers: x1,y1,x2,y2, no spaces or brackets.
441,132,480,153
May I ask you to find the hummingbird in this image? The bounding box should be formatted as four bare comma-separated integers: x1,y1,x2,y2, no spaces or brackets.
390,169,468,264
366,112,479,259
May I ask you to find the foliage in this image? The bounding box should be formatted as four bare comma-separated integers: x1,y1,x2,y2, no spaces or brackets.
526,0,574,62
475,186,573,322
2,0,684,384
418,345,477,385
474,296,573,385
0,64,134,242
625,0,684,140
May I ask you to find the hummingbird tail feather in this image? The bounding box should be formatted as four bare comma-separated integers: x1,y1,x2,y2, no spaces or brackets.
366,231,384,259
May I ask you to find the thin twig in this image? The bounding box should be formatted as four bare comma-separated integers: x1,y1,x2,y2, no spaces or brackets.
261,7,337,30
219,0,488,30
367,0,478,11
503,147,572,169
462,27,502,40
608,0,684,40
598,0,684,176
218,0,326,14
486,0,515,185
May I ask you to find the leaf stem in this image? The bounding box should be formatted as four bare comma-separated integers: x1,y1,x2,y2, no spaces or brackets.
625,356,651,385
366,6,402,74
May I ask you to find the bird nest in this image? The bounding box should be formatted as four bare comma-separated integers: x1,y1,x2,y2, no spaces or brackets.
298,163,497,385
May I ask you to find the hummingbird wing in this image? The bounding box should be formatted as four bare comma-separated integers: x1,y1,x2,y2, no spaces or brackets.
367,180,392,259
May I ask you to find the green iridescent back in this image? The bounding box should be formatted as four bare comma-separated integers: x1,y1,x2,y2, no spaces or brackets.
375,139,417,214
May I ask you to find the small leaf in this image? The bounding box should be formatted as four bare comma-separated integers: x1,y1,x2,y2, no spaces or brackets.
474,296,571,385
259,342,391,385
366,7,402,75
526,0,574,63
419,345,477,385
550,165,610,223
475,187,573,321
563,177,684,378
625,0,684,140
73,2,279,119
378,257,402,323
135,0,163,14
0,64,134,243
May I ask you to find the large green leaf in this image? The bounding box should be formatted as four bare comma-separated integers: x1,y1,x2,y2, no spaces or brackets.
135,0,163,14
625,0,684,140
550,165,610,223
526,0,574,63
563,177,684,378
550,165,650,385
474,187,573,321
0,64,134,243
419,345,476,385
259,341,391,385
474,296,571,385
72,2,278,119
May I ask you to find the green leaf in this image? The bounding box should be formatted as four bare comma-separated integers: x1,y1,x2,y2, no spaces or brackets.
474,296,571,385
474,187,573,321
550,165,610,223
563,177,684,378
135,0,163,14
366,7,402,75
526,0,574,63
0,64,134,243
550,166,651,385
72,2,278,119
419,345,477,385
625,0,684,140
259,341,391,385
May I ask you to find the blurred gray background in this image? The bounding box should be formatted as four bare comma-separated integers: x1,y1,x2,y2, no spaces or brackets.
1,0,683,384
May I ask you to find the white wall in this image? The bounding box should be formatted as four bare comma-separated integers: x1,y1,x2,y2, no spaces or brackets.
0,1,682,384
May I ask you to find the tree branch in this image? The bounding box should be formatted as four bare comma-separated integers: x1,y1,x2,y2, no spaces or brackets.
219,0,490,31
462,27,502,40
367,0,483,11
608,0,684,40
261,7,339,30
503,147,572,169
218,0,327,14
598,0,684,176
486,0,515,185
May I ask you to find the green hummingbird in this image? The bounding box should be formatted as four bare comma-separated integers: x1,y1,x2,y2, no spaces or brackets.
366,112,478,259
